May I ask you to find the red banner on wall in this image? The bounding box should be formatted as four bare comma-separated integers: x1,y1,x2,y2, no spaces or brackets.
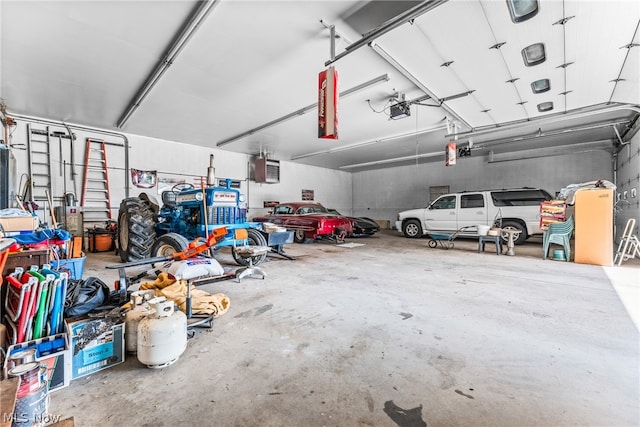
445,142,457,166
318,66,338,139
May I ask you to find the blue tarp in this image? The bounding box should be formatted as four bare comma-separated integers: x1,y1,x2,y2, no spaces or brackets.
11,229,72,244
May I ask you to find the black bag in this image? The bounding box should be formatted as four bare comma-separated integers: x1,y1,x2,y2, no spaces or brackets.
64,277,111,317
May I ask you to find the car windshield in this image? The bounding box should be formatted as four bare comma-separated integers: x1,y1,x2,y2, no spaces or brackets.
296,205,329,214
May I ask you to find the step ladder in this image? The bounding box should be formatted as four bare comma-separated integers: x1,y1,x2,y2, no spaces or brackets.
614,218,640,266
26,124,54,223
81,138,112,227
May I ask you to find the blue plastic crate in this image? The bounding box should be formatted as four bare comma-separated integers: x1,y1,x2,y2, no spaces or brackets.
51,256,86,280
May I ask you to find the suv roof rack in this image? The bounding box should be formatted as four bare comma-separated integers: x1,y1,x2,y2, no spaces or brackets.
459,187,536,193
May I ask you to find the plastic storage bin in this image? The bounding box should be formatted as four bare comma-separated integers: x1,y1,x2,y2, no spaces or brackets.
51,256,86,280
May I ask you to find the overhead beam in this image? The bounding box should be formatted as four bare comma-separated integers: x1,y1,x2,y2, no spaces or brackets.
216,74,390,148
324,0,448,67
474,119,631,150
446,103,640,139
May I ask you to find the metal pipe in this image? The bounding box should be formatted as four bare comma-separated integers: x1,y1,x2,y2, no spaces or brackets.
116,0,220,128
207,154,216,186
11,113,131,197
216,74,389,147
445,103,640,139
487,148,612,164
474,119,631,150
61,122,78,196
324,0,448,66
330,25,336,62
339,150,443,169
291,124,447,161
613,124,630,147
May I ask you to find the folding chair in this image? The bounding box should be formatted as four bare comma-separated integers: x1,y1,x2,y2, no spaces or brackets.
543,216,574,261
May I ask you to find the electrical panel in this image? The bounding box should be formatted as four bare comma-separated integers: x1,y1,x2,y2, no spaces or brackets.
255,158,280,184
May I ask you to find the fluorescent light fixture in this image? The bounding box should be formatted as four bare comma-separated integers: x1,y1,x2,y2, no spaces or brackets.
291,124,447,161
521,43,546,67
339,151,443,169
216,74,389,147
531,79,550,94
506,0,539,23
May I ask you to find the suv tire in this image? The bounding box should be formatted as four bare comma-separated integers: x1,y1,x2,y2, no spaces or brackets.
402,219,423,238
500,220,527,245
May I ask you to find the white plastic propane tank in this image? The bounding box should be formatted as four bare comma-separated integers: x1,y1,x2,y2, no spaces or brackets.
137,297,187,368
124,290,155,354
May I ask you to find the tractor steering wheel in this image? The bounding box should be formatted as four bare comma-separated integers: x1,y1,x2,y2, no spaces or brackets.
171,182,195,193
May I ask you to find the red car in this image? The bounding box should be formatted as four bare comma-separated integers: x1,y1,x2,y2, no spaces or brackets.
252,202,353,243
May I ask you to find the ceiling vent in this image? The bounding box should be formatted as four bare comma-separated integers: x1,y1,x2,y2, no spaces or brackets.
255,158,280,184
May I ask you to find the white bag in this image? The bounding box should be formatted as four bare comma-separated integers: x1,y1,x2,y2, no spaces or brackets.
165,258,224,280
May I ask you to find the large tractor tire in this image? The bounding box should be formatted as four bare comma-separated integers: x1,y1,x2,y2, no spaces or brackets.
118,197,157,262
232,228,268,267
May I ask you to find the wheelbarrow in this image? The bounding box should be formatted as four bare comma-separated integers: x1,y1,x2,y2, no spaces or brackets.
426,226,475,249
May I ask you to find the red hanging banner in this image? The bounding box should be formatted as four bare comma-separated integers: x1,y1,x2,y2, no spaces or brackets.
318,66,338,139
445,142,457,166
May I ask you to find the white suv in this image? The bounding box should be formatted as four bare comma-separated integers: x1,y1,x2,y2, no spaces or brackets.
395,188,553,245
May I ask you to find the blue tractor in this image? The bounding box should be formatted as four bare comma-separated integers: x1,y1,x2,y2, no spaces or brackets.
117,163,269,267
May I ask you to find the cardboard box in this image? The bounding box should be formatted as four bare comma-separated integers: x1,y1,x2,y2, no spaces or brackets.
375,220,390,230
66,317,125,379
3,332,71,393
0,216,39,232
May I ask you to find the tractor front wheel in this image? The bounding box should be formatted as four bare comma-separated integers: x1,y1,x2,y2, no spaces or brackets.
150,233,190,258
232,228,268,266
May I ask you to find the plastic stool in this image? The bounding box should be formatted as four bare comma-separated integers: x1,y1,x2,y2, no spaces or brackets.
478,235,502,255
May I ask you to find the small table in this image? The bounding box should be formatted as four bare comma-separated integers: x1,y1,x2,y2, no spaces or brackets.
502,229,519,256
478,235,502,255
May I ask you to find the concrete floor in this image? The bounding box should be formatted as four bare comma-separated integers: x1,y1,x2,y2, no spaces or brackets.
50,231,639,427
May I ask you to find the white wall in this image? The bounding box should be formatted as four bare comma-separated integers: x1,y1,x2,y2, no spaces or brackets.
352,150,614,226
5,115,627,238
4,117,352,227
615,130,640,240
248,161,352,218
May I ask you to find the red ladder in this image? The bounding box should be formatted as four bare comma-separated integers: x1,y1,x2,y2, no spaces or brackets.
81,138,112,227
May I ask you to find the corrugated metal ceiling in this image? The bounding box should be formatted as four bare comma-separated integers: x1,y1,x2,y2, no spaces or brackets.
1,0,638,172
